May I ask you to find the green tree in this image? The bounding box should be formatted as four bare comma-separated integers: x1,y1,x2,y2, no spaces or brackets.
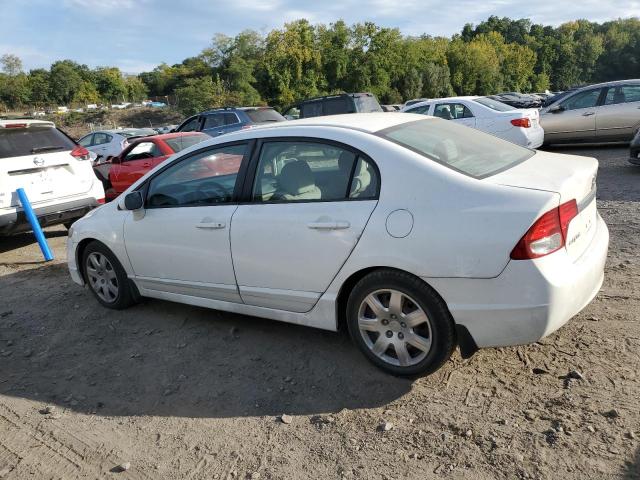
72,81,99,105
94,67,127,103
0,54,23,76
175,76,231,115
125,76,148,102
49,60,84,104
27,69,50,106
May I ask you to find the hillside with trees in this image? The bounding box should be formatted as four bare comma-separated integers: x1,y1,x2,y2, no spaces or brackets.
1,16,639,115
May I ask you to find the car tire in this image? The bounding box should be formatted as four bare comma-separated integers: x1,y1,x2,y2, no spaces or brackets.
346,269,456,377
81,241,136,310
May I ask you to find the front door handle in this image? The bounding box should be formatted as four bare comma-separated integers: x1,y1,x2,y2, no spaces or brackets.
307,221,350,230
217,130,224,135
196,221,226,229
582,112,595,116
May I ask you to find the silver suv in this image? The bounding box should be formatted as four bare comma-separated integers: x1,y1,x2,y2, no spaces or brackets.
540,79,640,144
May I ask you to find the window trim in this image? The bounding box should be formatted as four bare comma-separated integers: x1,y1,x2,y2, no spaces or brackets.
239,136,381,205
135,139,255,209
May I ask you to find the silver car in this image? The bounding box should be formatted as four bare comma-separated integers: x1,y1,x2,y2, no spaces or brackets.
78,128,157,163
540,79,640,144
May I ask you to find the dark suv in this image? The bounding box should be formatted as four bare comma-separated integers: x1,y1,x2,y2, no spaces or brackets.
175,107,285,137
283,93,383,119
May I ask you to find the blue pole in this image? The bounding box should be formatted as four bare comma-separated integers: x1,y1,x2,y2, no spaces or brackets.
16,188,54,261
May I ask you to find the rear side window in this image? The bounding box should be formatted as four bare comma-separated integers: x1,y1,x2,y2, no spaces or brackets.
165,134,208,153
203,114,225,129
244,109,286,123
0,127,76,159
353,95,383,113
252,141,379,202
473,97,515,111
93,133,112,145
406,105,430,114
605,85,640,105
378,119,534,179
324,97,350,115
301,101,323,118
222,113,240,125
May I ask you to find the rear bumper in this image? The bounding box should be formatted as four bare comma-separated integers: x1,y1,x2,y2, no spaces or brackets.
0,197,100,235
428,213,609,348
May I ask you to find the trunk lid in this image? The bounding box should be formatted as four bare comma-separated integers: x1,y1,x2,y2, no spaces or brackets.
487,150,598,262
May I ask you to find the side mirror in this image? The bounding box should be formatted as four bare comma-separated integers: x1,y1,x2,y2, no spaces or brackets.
111,155,121,164
550,105,565,114
123,191,144,210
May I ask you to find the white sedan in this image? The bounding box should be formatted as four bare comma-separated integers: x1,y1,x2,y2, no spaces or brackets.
67,113,608,376
401,96,545,148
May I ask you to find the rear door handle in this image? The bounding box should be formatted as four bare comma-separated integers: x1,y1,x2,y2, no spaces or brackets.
582,112,595,116
217,130,224,134
196,221,226,229
307,221,350,230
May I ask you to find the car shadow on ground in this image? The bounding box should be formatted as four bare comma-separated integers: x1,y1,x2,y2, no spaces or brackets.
622,446,640,479
0,262,413,419
0,228,68,257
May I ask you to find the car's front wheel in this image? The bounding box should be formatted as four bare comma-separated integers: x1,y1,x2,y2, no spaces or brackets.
82,241,135,309
346,269,456,377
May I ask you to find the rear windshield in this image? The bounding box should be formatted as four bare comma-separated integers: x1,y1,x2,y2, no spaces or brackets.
165,134,208,153
378,119,534,179
0,126,75,159
354,95,383,113
245,109,286,123
473,97,515,112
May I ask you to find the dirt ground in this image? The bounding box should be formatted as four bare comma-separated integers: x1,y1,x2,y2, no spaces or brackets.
0,145,638,480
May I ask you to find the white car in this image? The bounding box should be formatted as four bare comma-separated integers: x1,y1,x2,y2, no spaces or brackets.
401,96,544,148
67,113,608,376
0,120,104,235
78,128,157,163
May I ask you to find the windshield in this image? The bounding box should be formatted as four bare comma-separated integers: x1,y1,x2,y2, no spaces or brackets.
378,119,534,179
354,95,383,113
165,134,208,153
0,126,75,159
474,97,516,112
245,108,285,123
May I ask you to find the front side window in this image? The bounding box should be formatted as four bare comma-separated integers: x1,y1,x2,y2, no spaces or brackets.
123,142,161,161
93,133,111,145
378,119,534,179
179,117,200,132
283,106,300,120
78,134,93,147
324,97,349,115
164,134,208,153
252,141,378,202
560,89,601,111
222,113,240,125
146,143,246,208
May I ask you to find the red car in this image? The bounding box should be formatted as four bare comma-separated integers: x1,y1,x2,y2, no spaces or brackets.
105,132,208,200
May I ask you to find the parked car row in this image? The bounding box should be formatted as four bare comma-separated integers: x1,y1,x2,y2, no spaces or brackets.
401,79,640,148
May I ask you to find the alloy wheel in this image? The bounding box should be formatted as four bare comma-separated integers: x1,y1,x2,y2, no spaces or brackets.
357,288,432,367
86,252,119,303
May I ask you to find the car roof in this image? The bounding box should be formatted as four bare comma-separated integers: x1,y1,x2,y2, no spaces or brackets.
578,78,640,89
147,132,205,141
201,106,275,114
0,119,55,128
237,112,434,134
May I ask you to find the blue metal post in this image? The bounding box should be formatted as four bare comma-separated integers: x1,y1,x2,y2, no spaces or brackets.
16,188,54,261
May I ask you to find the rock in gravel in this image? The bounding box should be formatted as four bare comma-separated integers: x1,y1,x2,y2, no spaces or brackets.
380,421,394,432
587,425,596,433
532,367,548,375
626,431,636,439
567,370,585,380
280,414,292,424
111,462,130,473
0,310,13,318
39,405,56,415
464,429,473,438
249,472,260,479
603,409,620,419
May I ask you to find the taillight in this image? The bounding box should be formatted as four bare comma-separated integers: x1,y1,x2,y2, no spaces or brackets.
510,118,531,128
4,123,27,129
97,198,106,204
241,125,256,130
71,145,90,160
511,200,579,260
121,139,128,149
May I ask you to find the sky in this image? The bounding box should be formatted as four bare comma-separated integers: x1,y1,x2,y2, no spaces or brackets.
1,0,639,74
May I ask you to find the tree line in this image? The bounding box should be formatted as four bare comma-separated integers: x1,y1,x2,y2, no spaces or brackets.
1,16,639,115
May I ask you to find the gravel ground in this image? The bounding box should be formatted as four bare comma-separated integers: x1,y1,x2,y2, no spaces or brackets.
0,145,638,479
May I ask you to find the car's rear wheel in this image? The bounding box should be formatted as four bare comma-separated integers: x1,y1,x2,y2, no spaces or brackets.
82,241,135,309
346,269,456,377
